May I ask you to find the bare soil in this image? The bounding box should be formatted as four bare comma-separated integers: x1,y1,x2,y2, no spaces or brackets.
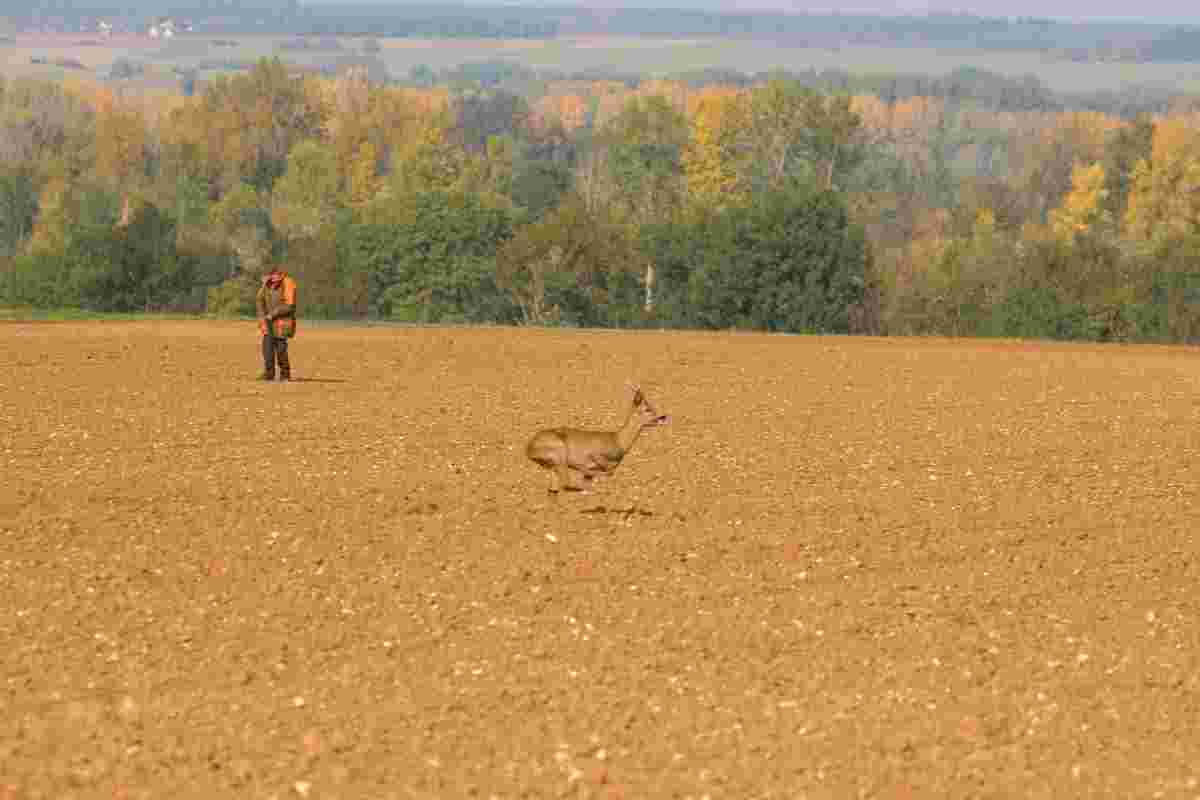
3,321,1200,799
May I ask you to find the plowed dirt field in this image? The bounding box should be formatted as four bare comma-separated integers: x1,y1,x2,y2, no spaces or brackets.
4,321,1200,799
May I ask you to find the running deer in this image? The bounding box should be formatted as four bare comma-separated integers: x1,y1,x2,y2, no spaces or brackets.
526,383,670,494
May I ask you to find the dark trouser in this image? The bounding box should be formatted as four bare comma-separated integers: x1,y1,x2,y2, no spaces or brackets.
261,334,291,379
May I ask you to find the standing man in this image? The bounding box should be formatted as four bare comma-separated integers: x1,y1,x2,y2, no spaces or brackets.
256,267,298,381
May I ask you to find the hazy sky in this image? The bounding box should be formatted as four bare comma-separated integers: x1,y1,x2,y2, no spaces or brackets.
771,1,1195,22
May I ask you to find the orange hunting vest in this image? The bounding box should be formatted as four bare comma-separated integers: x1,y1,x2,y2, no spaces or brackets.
260,275,298,338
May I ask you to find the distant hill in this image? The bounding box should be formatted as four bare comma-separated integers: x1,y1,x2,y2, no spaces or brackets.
6,1,1200,64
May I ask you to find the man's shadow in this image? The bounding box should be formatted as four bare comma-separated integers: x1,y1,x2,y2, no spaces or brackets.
289,377,349,383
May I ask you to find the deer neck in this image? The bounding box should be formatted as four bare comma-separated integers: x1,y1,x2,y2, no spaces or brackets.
615,408,645,455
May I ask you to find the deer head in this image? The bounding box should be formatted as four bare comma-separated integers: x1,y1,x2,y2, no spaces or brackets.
627,382,669,427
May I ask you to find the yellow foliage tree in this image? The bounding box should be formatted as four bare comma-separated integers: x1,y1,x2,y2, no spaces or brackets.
324,70,430,202
29,176,70,255
345,140,382,207
1124,117,1200,245
387,113,468,195
973,207,997,238
1050,162,1109,241
456,136,516,208
683,88,746,206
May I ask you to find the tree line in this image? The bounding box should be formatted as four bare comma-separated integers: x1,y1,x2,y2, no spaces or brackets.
411,61,1194,120
3,59,1200,342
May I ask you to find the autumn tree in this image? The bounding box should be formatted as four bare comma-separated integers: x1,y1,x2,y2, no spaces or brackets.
270,139,340,239
386,110,472,196
683,87,746,207
1115,116,1200,341
1012,111,1121,225
161,58,328,194
344,140,382,207
1123,117,1200,247
533,93,589,135
324,71,442,205
92,93,148,191
28,174,71,256
1049,162,1110,242
915,208,1022,336
0,78,95,179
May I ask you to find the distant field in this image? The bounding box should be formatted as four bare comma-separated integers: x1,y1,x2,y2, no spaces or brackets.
7,32,1200,93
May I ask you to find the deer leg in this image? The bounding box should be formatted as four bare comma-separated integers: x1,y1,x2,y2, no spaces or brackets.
556,462,580,492
563,466,589,492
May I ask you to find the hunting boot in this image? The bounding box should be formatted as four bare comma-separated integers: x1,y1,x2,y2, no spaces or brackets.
259,334,276,380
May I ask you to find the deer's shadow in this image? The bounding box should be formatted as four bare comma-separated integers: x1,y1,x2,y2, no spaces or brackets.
580,504,654,518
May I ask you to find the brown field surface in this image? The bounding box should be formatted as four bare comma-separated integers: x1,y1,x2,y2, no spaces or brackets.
3,320,1200,798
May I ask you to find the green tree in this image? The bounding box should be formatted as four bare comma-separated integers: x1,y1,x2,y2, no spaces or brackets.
744,79,812,190
0,168,38,255
509,157,572,218
1100,114,1154,222
496,194,645,326
601,95,688,218
348,190,519,322
280,224,352,318
636,214,712,327
209,183,275,277
743,81,866,192
270,139,340,239
16,201,190,311
687,188,869,333
0,167,37,303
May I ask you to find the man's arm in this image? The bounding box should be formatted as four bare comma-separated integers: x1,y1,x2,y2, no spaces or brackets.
255,287,269,331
